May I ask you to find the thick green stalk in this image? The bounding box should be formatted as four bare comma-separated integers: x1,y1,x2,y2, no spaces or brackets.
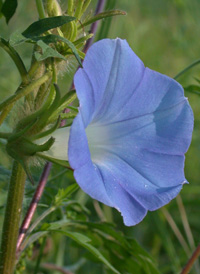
0,38,28,84
0,71,51,112
0,161,27,274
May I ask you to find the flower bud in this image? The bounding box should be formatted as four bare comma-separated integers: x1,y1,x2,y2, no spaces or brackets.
46,0,62,17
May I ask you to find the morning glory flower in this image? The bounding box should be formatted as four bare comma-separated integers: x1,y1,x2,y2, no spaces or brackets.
46,38,193,226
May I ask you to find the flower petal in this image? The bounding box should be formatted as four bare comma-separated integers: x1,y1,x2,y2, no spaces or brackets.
69,38,194,226
74,38,144,126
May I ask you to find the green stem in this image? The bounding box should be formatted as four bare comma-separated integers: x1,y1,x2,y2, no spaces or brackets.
0,104,13,126
0,161,27,274
0,38,28,84
67,0,74,15
35,0,46,19
75,0,84,19
0,71,51,112
174,59,200,80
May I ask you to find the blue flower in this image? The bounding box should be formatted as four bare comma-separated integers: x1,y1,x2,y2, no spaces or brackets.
54,39,194,226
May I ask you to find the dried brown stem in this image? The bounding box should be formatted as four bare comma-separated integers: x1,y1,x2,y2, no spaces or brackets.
181,244,200,274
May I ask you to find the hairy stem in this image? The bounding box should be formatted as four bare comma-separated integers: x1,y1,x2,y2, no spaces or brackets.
0,38,28,84
0,71,51,112
0,161,26,274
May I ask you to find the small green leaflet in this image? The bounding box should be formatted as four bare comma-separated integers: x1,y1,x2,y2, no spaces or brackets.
35,40,66,61
53,184,79,206
9,33,82,65
35,34,82,66
1,0,17,23
22,16,76,38
9,31,29,47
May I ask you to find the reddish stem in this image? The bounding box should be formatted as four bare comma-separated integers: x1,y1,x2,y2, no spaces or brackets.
84,0,106,52
16,163,52,253
16,0,106,254
181,244,200,274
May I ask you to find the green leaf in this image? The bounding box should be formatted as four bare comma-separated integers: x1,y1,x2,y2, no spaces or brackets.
35,40,66,61
9,30,29,46
184,84,200,96
77,222,160,274
53,230,120,274
35,34,82,65
53,184,79,206
1,0,17,23
22,16,76,38
80,10,126,29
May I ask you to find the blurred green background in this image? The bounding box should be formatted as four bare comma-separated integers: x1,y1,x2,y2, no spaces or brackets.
1,0,200,273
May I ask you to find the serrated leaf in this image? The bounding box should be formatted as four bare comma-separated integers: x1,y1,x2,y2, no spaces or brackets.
53,184,79,206
22,16,75,38
35,40,66,61
2,0,17,23
34,34,82,65
53,230,120,274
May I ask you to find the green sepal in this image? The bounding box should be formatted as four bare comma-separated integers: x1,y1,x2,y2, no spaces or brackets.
7,135,55,157
50,83,61,109
22,16,76,38
36,84,62,128
58,89,76,107
67,106,78,113
37,153,71,169
73,33,93,48
6,134,55,183
9,119,37,142
16,87,55,132
79,9,126,29
31,116,61,140
47,90,77,123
